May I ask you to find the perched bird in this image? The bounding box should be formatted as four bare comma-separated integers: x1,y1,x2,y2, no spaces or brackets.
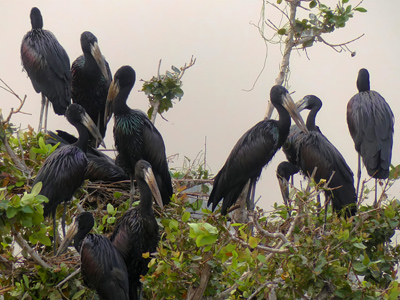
105,65,173,206
33,104,103,253
284,95,357,217
71,31,112,147
347,68,394,204
111,160,163,300
276,161,300,216
47,130,128,182
57,212,129,300
21,7,71,132
207,85,308,215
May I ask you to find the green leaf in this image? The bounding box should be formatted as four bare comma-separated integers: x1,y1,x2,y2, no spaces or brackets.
31,181,43,196
6,207,18,219
277,28,286,35
354,7,367,13
114,191,122,199
309,0,317,9
353,242,367,249
23,274,29,288
257,255,266,263
353,262,367,272
196,234,217,247
342,0,349,3
71,289,86,300
249,236,259,249
21,193,34,205
182,211,190,223
107,203,114,215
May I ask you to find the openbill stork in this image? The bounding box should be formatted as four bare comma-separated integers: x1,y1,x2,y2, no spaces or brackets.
347,68,394,204
21,7,71,132
105,65,172,206
57,212,129,300
283,95,357,217
207,85,308,215
110,160,163,300
71,31,112,147
47,130,128,182
33,104,104,253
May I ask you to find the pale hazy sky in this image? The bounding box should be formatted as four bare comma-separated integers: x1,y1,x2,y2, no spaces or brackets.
1,1,399,210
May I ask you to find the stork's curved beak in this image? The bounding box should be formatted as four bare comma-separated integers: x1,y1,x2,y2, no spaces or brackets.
282,92,309,134
81,111,106,148
295,96,311,113
91,42,109,82
143,166,163,209
56,220,79,257
104,79,120,126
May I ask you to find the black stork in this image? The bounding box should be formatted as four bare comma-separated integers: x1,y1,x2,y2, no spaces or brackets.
105,65,173,206
110,160,163,300
56,212,129,300
284,95,357,217
21,7,71,132
33,104,104,253
47,130,128,182
276,161,300,216
347,68,394,204
207,85,308,215
71,31,112,147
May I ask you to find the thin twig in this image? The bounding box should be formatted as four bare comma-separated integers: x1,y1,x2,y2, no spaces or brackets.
56,267,81,288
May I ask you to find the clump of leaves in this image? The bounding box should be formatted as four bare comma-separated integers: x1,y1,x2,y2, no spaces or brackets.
141,56,196,122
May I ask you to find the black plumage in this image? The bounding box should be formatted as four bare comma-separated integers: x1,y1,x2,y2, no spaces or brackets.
71,31,112,147
207,85,308,215
21,7,71,131
111,160,163,300
57,212,129,300
33,104,103,252
284,95,356,216
276,161,300,215
105,65,173,206
47,130,128,182
347,68,394,203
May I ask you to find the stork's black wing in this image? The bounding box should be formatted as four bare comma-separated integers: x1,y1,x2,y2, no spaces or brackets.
21,30,71,115
81,234,129,300
208,120,281,214
347,91,394,178
34,145,87,216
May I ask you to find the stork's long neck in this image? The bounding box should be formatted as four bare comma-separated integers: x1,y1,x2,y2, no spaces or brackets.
137,178,155,214
113,86,132,116
306,107,319,131
274,102,291,146
73,122,90,153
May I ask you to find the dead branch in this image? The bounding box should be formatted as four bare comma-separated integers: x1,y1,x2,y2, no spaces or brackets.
250,212,291,245
12,228,51,270
186,252,212,300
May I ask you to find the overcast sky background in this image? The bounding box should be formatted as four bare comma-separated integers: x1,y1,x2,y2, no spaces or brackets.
1,1,399,211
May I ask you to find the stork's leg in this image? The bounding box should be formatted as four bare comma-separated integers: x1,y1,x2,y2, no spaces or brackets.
246,178,256,211
356,154,361,202
138,282,143,300
52,211,57,255
38,93,46,132
316,194,321,218
61,201,68,237
373,178,378,206
129,175,136,207
43,97,49,133
323,195,331,231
